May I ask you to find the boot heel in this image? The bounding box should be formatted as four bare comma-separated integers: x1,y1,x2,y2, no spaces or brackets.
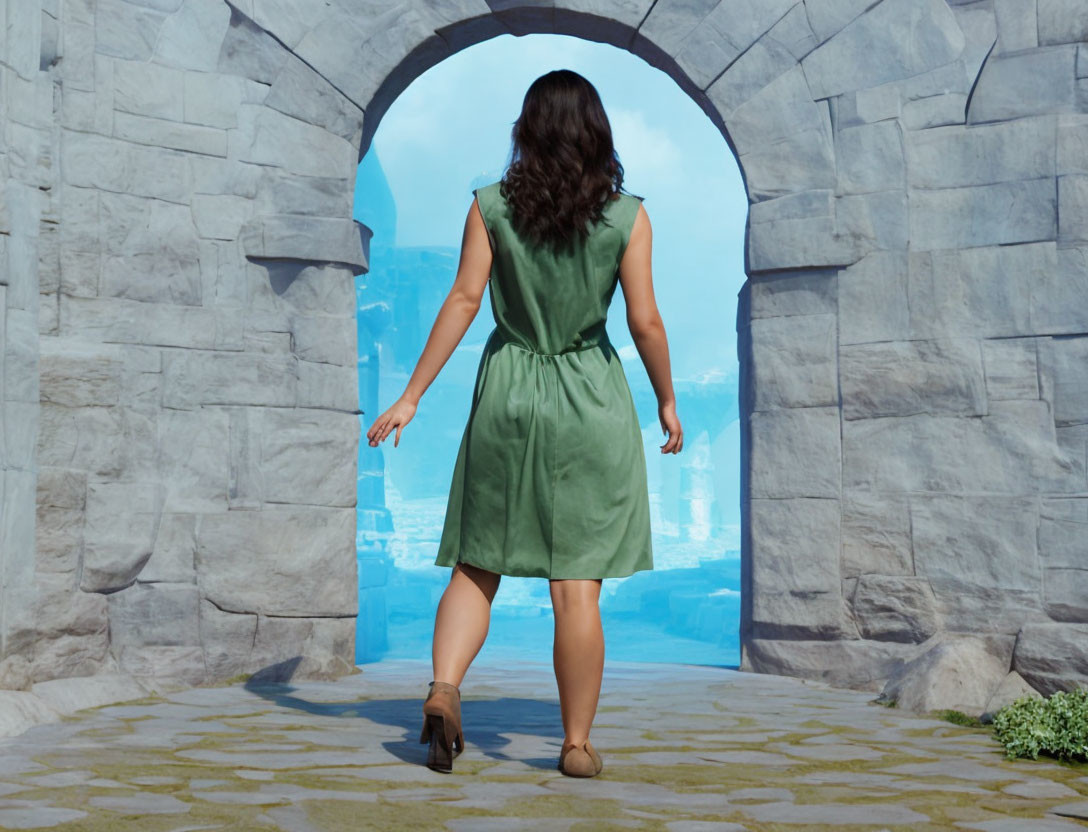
425,713,454,772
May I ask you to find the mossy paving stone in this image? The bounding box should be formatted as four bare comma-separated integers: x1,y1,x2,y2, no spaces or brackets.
0,658,1084,829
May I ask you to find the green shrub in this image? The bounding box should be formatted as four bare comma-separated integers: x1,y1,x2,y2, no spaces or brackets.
991,688,1088,762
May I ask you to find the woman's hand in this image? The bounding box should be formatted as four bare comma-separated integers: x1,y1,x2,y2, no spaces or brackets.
366,396,418,448
659,400,683,454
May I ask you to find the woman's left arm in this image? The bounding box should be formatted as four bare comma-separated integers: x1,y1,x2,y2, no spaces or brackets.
365,196,492,448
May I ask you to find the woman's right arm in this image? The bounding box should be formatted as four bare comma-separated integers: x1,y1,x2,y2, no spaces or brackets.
618,203,683,454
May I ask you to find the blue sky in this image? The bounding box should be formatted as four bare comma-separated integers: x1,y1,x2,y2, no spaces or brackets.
355,32,750,382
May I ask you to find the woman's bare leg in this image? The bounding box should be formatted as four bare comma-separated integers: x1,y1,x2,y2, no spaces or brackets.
431,562,501,686
549,578,604,746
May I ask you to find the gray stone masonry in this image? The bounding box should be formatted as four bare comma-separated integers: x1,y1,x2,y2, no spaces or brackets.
0,0,1085,714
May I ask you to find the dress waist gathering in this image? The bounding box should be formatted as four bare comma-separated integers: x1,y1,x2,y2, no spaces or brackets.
490,325,611,358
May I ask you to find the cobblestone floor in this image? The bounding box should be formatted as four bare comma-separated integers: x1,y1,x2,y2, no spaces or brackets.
0,658,1084,830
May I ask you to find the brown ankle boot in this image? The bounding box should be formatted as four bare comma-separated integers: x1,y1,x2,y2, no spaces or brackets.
420,680,464,772
558,738,602,777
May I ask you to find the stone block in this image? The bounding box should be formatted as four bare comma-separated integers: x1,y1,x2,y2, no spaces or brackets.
95,0,168,61
38,339,123,407
5,308,39,402
158,408,230,513
835,189,909,251
249,614,355,683
911,494,1040,595
742,637,920,691
982,337,1039,401
801,0,965,99
1044,568,1088,622
981,670,1043,721
1059,175,1088,245
840,337,987,420
993,0,1038,52
229,104,355,179
183,70,250,129
1038,497,1088,621
843,400,1080,494
968,46,1078,123
162,350,297,409
637,0,720,56
749,497,842,639
900,91,968,131
1012,622,1088,695
1038,335,1088,426
297,360,359,412
706,36,797,118
301,1,449,112
837,251,910,346
254,170,354,220
717,64,829,152
140,513,197,583
835,120,905,195
112,57,184,120
290,314,356,366
37,404,123,478
152,0,231,72
879,632,1016,714
3,401,39,471
106,583,201,649
195,507,356,617
1032,247,1088,336
97,192,202,304
853,575,940,643
80,482,165,593
804,0,881,42
30,674,152,716
748,406,841,498
1039,498,1088,568
265,50,365,143
748,313,838,410
1058,115,1088,175
114,110,227,156
908,243,1050,339
190,193,252,241
198,599,258,679
116,646,206,685
741,126,837,201
190,155,263,198
1,471,37,589
909,178,1057,251
747,187,862,272
36,469,85,576
257,408,358,508
905,117,1056,189
4,577,111,683
841,491,913,578
746,268,837,319
240,215,368,271
1055,424,1088,492
0,692,61,738
1037,0,1088,46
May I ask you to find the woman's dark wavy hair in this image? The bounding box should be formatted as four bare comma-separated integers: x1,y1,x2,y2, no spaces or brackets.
498,70,640,254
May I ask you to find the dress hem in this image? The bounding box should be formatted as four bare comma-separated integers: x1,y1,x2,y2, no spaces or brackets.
435,553,653,580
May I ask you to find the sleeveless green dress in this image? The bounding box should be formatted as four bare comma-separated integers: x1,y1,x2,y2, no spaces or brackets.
434,181,654,580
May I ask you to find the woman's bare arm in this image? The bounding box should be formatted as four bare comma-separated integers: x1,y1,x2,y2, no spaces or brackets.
618,203,683,454
366,196,492,448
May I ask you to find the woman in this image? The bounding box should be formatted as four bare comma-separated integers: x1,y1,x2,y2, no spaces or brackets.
365,69,682,778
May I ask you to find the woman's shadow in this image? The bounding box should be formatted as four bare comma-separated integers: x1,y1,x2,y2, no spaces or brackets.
243,659,566,770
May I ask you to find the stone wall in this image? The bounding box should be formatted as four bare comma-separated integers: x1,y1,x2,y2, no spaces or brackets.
0,0,1084,711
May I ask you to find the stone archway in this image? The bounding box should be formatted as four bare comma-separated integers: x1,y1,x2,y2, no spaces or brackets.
2,0,1086,708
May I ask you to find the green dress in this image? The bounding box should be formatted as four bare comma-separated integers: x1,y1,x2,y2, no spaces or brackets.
434,181,654,580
